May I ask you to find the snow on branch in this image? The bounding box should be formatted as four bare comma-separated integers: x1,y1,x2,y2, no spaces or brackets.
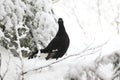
22,41,108,75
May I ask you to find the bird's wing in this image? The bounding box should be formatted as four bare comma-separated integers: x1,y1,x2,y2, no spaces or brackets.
44,36,61,52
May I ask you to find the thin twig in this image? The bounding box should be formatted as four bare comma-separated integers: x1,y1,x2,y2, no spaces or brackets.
1,55,11,80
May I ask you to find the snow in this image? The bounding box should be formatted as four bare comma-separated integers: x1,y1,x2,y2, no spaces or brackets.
0,30,4,38
96,63,114,80
1,0,120,80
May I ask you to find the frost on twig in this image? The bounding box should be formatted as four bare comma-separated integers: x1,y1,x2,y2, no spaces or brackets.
65,48,120,80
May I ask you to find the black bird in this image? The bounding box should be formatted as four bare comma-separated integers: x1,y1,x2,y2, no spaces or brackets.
41,18,70,60
28,18,70,60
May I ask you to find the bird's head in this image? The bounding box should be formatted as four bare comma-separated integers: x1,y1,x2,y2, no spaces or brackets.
58,18,63,24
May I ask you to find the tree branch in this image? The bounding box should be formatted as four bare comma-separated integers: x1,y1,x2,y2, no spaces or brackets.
1,55,11,80
22,41,108,75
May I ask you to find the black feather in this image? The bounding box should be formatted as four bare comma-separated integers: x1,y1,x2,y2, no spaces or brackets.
28,18,70,60
40,18,70,60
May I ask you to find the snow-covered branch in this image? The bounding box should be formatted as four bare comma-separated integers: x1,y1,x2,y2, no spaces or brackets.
22,41,107,75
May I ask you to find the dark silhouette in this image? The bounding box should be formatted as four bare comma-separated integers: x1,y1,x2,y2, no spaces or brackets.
28,18,70,60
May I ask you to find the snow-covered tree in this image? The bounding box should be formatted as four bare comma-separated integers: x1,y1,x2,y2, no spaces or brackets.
0,0,57,57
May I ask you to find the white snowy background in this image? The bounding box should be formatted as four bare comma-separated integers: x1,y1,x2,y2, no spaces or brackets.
1,0,120,80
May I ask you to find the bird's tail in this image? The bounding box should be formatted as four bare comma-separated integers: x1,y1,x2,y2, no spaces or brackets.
40,49,51,53
40,49,43,53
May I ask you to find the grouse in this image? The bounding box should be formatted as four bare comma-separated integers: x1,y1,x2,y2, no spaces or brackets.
28,18,70,60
